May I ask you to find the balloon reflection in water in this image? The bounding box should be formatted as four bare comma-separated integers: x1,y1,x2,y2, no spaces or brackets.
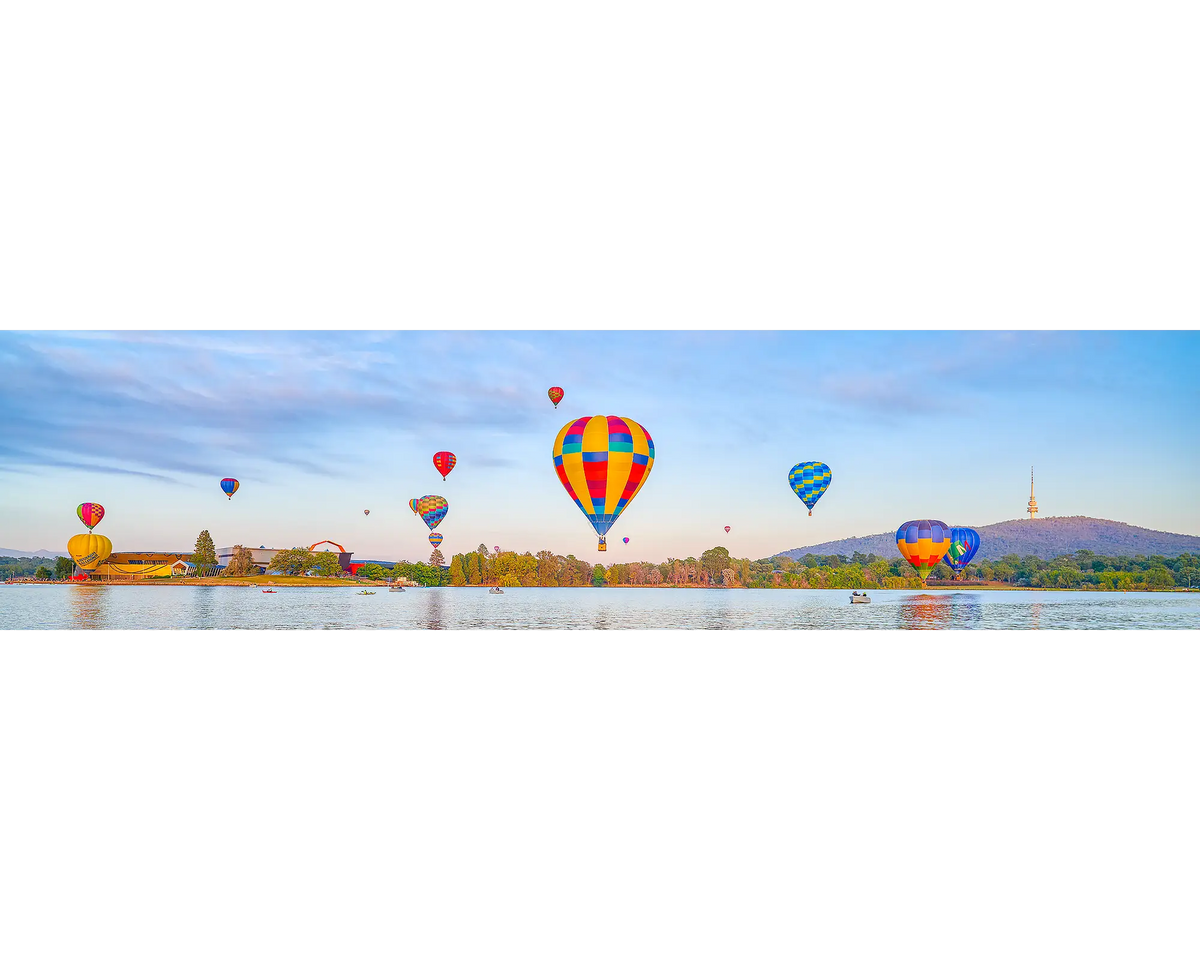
423,588,445,629
895,594,954,629
69,584,109,628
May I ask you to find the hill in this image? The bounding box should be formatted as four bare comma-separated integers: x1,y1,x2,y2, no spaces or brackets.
0,548,69,559
778,517,1200,561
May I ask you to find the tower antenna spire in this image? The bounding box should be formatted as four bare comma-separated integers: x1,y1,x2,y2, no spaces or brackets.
1027,467,1039,520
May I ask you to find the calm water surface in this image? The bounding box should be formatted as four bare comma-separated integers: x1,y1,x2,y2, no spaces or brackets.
3,585,1199,629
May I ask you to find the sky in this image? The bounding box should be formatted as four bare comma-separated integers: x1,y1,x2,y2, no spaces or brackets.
1,330,1197,563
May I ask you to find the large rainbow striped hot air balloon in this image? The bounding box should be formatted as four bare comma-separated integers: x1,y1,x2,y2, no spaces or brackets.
788,461,832,516
944,527,981,579
552,415,655,551
415,495,448,531
896,519,953,582
76,502,105,531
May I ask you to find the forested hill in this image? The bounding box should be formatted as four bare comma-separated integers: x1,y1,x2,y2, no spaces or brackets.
778,517,1200,561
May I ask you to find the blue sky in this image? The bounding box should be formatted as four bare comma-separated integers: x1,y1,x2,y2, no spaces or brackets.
1,330,1197,562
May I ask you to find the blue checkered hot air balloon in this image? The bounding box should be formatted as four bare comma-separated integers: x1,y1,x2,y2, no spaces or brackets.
944,527,981,578
788,461,831,515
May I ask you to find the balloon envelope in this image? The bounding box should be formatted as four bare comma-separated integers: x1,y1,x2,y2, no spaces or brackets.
220,478,239,499
364,509,370,516
788,462,831,515
409,499,421,515
416,495,448,530
552,415,655,547
68,533,112,572
623,537,630,544
429,532,443,547
944,527,981,575
76,502,105,530
548,386,564,408
433,451,456,481
724,525,731,533
896,519,953,581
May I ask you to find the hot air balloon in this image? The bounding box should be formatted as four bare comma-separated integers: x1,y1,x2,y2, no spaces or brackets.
409,499,421,515
724,525,731,533
494,546,500,554
623,537,630,544
76,502,105,531
944,527,981,579
788,462,831,516
364,509,370,516
896,519,953,582
552,415,655,551
548,386,564,408
415,495,448,531
68,533,112,573
433,451,456,481
220,478,239,499
429,532,443,548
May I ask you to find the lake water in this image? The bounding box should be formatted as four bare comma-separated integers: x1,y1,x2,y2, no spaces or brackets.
3,585,1198,629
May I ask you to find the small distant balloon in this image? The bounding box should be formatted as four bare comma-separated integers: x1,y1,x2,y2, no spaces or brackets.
409,499,421,515
364,509,370,516
429,532,443,547
76,502,105,531
494,545,500,553
433,451,457,481
220,478,239,499
623,537,630,544
548,386,564,408
724,525,731,533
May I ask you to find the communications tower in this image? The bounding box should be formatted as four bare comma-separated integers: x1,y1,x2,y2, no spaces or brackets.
1027,468,1039,520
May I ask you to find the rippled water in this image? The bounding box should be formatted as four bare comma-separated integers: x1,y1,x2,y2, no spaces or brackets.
3,584,1198,629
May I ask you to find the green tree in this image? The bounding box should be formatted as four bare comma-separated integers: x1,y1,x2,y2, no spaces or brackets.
592,564,607,587
701,546,731,581
449,555,467,586
1143,566,1175,589
54,556,73,580
268,547,314,576
359,562,387,580
222,545,258,577
34,565,52,580
310,552,344,578
429,548,445,567
191,529,218,577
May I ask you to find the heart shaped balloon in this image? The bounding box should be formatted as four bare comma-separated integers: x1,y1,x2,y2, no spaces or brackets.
68,533,113,572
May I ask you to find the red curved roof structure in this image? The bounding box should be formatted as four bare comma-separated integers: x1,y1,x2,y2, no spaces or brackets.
309,540,347,553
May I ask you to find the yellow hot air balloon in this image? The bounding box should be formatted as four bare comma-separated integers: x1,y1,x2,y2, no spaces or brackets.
68,533,113,573
552,415,655,550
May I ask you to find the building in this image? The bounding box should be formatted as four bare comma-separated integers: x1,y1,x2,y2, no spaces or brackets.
215,541,354,575
90,552,194,579
1027,468,1039,520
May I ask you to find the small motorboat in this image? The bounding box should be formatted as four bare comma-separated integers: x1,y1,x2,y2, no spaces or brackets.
262,589,277,593
850,592,871,604
357,590,376,595
489,586,504,594
389,584,405,592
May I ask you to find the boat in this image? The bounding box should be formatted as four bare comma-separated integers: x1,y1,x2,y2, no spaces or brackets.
850,592,871,604
357,590,376,595
261,589,277,593
489,586,504,594
389,584,405,592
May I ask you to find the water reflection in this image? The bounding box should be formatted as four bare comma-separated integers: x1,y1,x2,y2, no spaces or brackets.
1029,602,1042,630
895,594,954,629
949,592,983,628
423,588,444,630
190,586,218,627
69,585,110,628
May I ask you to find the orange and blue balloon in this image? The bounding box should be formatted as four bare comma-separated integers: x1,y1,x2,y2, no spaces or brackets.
788,461,831,516
220,478,239,499
409,499,421,515
433,451,456,481
76,502,105,530
429,532,443,548
896,519,953,582
552,415,655,550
